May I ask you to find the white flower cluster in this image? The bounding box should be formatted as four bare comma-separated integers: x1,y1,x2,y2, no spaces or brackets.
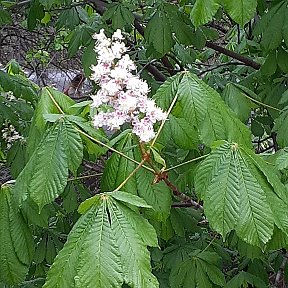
2,123,25,149
90,29,166,143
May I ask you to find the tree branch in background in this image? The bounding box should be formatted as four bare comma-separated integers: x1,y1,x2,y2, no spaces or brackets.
206,41,261,70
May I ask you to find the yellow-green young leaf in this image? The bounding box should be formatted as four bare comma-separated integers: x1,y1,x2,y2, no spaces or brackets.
0,185,34,285
190,0,220,27
44,194,158,288
195,142,276,246
223,0,257,27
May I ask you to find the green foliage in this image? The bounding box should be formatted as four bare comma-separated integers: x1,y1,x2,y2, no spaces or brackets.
0,184,34,285
3,0,288,287
44,192,158,288
170,250,225,288
14,118,83,209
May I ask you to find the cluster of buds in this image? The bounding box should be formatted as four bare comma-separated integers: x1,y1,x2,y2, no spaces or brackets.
90,29,166,143
2,123,25,149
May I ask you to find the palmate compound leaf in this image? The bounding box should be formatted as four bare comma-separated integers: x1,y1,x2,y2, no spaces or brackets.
0,184,34,285
154,72,251,148
194,141,288,247
101,133,172,222
169,250,225,288
44,192,159,288
14,118,83,209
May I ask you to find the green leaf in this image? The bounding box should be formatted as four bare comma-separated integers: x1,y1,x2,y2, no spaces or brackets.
274,107,288,147
225,271,267,288
173,72,251,147
44,194,158,288
134,146,172,222
168,115,200,149
190,0,220,27
0,70,38,102
253,2,286,51
195,142,276,246
260,50,277,76
170,251,225,288
100,133,137,195
223,0,257,27
14,121,69,209
27,0,45,31
62,119,83,174
0,8,12,25
145,8,174,58
277,47,288,73
0,184,34,285
110,191,152,208
222,83,256,122
26,87,75,157
162,3,194,46
276,148,288,170
29,120,68,209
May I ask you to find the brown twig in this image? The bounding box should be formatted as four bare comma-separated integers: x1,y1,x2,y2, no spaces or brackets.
206,41,261,70
273,250,288,287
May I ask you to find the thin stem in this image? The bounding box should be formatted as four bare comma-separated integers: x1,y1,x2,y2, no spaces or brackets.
46,88,65,114
75,128,154,173
68,173,103,181
164,154,208,172
241,93,281,112
46,83,154,173
149,93,178,149
114,159,146,191
198,234,217,256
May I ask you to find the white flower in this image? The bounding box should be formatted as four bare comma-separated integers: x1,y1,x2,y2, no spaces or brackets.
111,42,127,59
90,29,166,143
112,29,124,41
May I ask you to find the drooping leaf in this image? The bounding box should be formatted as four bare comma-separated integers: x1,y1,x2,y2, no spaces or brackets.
14,120,69,209
26,87,75,158
44,193,158,288
223,0,257,27
225,271,267,288
0,184,34,285
155,72,251,147
190,0,220,27
100,133,137,195
62,119,83,175
170,250,225,288
222,83,256,122
145,8,174,58
195,142,280,246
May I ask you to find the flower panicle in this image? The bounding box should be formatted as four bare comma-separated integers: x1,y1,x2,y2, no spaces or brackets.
90,29,166,143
